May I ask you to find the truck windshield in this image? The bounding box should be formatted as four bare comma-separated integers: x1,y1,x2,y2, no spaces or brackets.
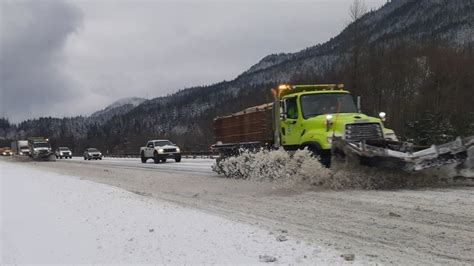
34,142,50,148
300,93,357,119
59,147,69,151
154,140,172,146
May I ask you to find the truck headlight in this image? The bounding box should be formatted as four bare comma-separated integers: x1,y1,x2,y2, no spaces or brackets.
325,114,333,131
176,148,180,153
325,114,333,123
19,152,23,155
379,112,386,122
158,148,164,153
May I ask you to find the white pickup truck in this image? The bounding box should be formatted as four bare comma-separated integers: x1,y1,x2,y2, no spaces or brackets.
140,139,181,163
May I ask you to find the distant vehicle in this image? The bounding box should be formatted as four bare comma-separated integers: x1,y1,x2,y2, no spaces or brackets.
140,140,181,163
55,147,72,159
28,137,55,161
11,140,29,155
83,148,103,160
1,147,13,156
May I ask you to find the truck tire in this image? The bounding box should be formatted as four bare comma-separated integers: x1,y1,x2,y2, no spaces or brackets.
84,156,86,160
304,144,331,168
175,155,181,162
141,152,147,163
153,152,160,164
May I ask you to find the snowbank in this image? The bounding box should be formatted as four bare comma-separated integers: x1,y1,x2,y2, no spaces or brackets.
213,148,446,189
213,148,331,185
0,160,343,264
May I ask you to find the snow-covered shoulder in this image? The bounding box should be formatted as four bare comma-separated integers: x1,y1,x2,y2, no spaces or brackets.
0,160,345,264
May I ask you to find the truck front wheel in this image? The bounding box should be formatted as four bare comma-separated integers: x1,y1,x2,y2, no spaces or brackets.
141,152,147,163
304,144,331,168
175,155,181,162
153,152,160,164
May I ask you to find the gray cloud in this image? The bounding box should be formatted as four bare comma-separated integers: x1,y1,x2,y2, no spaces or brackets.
0,0,83,122
1,0,385,123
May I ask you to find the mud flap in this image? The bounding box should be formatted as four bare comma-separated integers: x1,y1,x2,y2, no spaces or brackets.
48,153,57,162
467,146,474,170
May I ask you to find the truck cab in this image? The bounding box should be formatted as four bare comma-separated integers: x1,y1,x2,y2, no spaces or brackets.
276,84,396,165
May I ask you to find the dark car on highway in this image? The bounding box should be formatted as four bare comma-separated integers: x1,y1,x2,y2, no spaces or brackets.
83,148,103,160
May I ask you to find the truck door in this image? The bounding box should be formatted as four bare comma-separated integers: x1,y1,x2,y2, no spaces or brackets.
146,141,154,157
280,97,303,146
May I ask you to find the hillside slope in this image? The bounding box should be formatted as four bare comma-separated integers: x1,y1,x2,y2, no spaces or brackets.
91,97,146,124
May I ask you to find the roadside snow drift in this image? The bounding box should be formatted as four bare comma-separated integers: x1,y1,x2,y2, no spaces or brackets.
0,160,344,264
213,148,450,189
213,148,331,184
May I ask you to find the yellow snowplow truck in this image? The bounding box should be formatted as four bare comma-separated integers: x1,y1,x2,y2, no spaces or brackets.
212,84,474,175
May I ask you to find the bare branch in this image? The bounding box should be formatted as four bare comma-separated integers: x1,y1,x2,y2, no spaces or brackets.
349,0,368,22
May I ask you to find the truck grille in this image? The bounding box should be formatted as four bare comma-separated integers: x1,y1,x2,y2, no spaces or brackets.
63,152,70,156
164,148,177,153
345,123,383,142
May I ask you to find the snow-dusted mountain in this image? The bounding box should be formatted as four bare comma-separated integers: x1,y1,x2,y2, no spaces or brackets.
90,97,146,124
239,0,474,85
94,97,146,113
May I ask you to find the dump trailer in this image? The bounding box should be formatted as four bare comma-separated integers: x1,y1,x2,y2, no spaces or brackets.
28,137,56,161
212,103,275,154
212,84,474,175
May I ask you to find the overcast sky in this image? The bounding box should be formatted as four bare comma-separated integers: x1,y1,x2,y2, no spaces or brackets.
0,0,386,123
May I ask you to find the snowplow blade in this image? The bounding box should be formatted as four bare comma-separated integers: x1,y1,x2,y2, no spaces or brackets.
32,152,57,162
331,136,474,175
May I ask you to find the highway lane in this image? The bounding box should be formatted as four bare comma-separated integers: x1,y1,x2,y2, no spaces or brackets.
55,156,216,176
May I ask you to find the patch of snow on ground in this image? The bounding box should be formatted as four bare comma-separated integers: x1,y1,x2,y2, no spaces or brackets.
0,160,344,264
213,148,331,185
